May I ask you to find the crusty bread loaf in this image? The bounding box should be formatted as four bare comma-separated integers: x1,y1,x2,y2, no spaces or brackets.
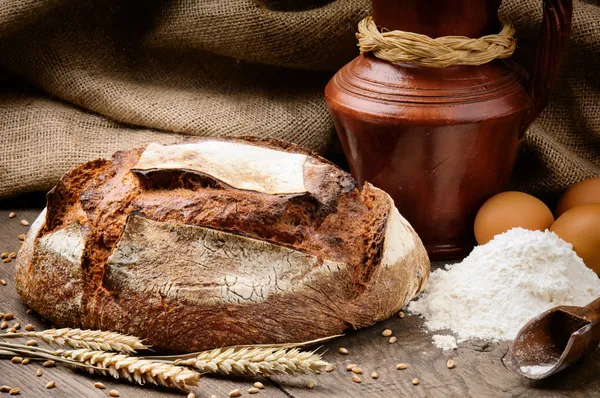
15,138,429,353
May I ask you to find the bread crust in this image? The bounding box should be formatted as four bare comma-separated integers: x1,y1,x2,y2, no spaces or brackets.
15,138,429,352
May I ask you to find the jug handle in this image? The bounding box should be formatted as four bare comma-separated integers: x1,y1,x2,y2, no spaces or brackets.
519,0,573,138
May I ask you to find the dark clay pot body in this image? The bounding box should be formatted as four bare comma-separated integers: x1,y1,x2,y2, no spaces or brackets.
325,0,572,259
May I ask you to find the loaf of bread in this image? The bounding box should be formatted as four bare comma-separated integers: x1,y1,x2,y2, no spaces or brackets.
15,138,429,352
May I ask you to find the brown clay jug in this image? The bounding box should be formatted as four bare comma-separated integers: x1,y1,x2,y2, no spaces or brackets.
325,0,573,260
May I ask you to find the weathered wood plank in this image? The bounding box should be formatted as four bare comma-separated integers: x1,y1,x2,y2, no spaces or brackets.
1,199,599,398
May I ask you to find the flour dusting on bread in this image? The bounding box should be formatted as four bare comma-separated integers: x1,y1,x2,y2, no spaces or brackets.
134,141,308,195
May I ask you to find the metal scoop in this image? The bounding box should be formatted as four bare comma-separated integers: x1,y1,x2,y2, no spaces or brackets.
511,297,600,380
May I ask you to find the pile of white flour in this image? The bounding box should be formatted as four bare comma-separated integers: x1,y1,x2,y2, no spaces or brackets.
409,228,600,341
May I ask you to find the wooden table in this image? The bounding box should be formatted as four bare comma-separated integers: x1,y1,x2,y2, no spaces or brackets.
1,197,599,397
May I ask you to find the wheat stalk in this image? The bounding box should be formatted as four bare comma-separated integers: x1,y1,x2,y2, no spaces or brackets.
0,328,148,353
60,349,200,390
178,346,327,376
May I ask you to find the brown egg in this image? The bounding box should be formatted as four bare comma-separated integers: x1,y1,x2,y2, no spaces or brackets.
555,177,600,217
550,204,600,276
474,191,554,245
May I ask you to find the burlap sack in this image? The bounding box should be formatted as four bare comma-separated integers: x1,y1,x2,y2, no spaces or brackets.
0,0,598,201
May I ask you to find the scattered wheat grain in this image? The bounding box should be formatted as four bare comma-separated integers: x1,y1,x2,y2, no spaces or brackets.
8,252,16,259
338,347,349,355
26,340,38,347
24,324,35,331
229,389,241,397
20,220,29,226
18,234,26,241
248,387,260,394
25,309,34,315
8,212,16,218
12,323,20,330
396,363,408,370
187,393,196,398
0,280,6,286
3,259,11,263
4,313,14,320
325,364,334,372
8,327,17,333
346,363,357,371
253,382,264,389
389,336,397,344
35,369,42,377
352,375,361,383
398,311,405,318
46,381,55,389
11,357,23,364
0,321,7,329
1,253,7,259
0,386,11,392
371,371,378,379
412,378,419,385
352,367,362,374
381,329,392,337
9,387,20,395
447,359,455,369
21,359,30,365
43,360,55,367
93,382,105,389
109,390,120,397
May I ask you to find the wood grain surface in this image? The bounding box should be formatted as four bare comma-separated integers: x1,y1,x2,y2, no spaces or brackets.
1,197,599,397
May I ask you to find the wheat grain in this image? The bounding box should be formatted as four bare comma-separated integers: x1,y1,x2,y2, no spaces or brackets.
60,349,199,390
24,328,148,353
180,347,327,377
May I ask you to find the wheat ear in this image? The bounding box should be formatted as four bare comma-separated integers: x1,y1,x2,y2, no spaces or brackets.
18,328,148,353
60,349,199,390
179,346,327,376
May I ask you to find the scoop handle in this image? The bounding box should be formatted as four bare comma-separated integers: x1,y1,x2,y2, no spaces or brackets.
586,297,600,317
584,297,600,345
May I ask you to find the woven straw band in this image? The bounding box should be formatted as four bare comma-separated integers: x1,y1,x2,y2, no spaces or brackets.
356,16,516,68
